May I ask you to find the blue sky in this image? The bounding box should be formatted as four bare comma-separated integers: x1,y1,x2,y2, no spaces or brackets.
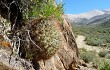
59,0,110,14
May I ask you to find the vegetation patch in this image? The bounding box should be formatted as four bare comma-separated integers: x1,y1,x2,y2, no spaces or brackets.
80,48,96,63
0,0,64,61
72,23,110,47
105,54,110,59
98,50,108,58
99,60,110,70
22,19,63,60
21,0,64,22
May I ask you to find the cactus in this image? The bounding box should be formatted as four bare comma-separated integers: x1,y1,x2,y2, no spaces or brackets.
24,19,63,61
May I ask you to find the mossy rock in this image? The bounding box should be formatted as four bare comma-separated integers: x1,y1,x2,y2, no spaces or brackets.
26,19,63,61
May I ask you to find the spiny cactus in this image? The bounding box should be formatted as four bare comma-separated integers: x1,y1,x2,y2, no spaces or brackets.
24,19,63,61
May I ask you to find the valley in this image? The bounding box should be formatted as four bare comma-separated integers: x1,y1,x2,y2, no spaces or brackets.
72,24,110,48
65,9,110,70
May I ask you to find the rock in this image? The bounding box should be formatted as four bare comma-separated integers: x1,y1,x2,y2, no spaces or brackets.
78,66,88,70
92,63,98,69
0,62,15,70
0,49,34,70
79,60,87,67
0,0,80,69
0,14,79,70
36,16,79,70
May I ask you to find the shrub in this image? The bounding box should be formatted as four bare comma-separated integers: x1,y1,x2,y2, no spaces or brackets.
92,56,101,68
25,19,63,60
99,60,110,70
98,50,108,58
105,54,110,59
21,0,64,21
80,48,96,63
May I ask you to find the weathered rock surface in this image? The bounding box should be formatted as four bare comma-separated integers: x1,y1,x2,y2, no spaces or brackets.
0,49,34,70
0,16,79,70
34,16,79,70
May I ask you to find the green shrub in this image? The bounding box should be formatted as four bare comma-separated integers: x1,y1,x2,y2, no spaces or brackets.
98,50,108,58
105,54,110,59
92,56,101,68
99,60,110,70
80,48,96,63
21,0,64,21
26,19,63,60
79,48,87,52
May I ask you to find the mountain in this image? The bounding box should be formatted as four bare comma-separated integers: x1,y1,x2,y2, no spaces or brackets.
65,9,110,25
87,14,110,25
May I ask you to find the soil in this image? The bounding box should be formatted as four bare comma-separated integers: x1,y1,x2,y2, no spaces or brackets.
76,35,103,53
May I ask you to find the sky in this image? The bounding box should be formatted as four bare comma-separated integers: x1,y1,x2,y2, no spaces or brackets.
59,0,110,14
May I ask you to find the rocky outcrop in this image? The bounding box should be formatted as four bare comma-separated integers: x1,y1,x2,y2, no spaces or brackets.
0,49,34,70
36,17,79,70
0,15,79,70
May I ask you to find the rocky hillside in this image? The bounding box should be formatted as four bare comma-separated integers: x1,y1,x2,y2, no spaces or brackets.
0,15,80,70
0,0,80,69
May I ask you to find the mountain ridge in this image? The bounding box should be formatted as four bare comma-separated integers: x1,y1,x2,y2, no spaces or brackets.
65,9,110,25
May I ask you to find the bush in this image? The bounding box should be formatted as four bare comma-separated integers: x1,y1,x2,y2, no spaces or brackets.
26,19,63,60
99,60,110,70
21,0,64,21
80,48,96,63
105,54,110,59
98,50,108,58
